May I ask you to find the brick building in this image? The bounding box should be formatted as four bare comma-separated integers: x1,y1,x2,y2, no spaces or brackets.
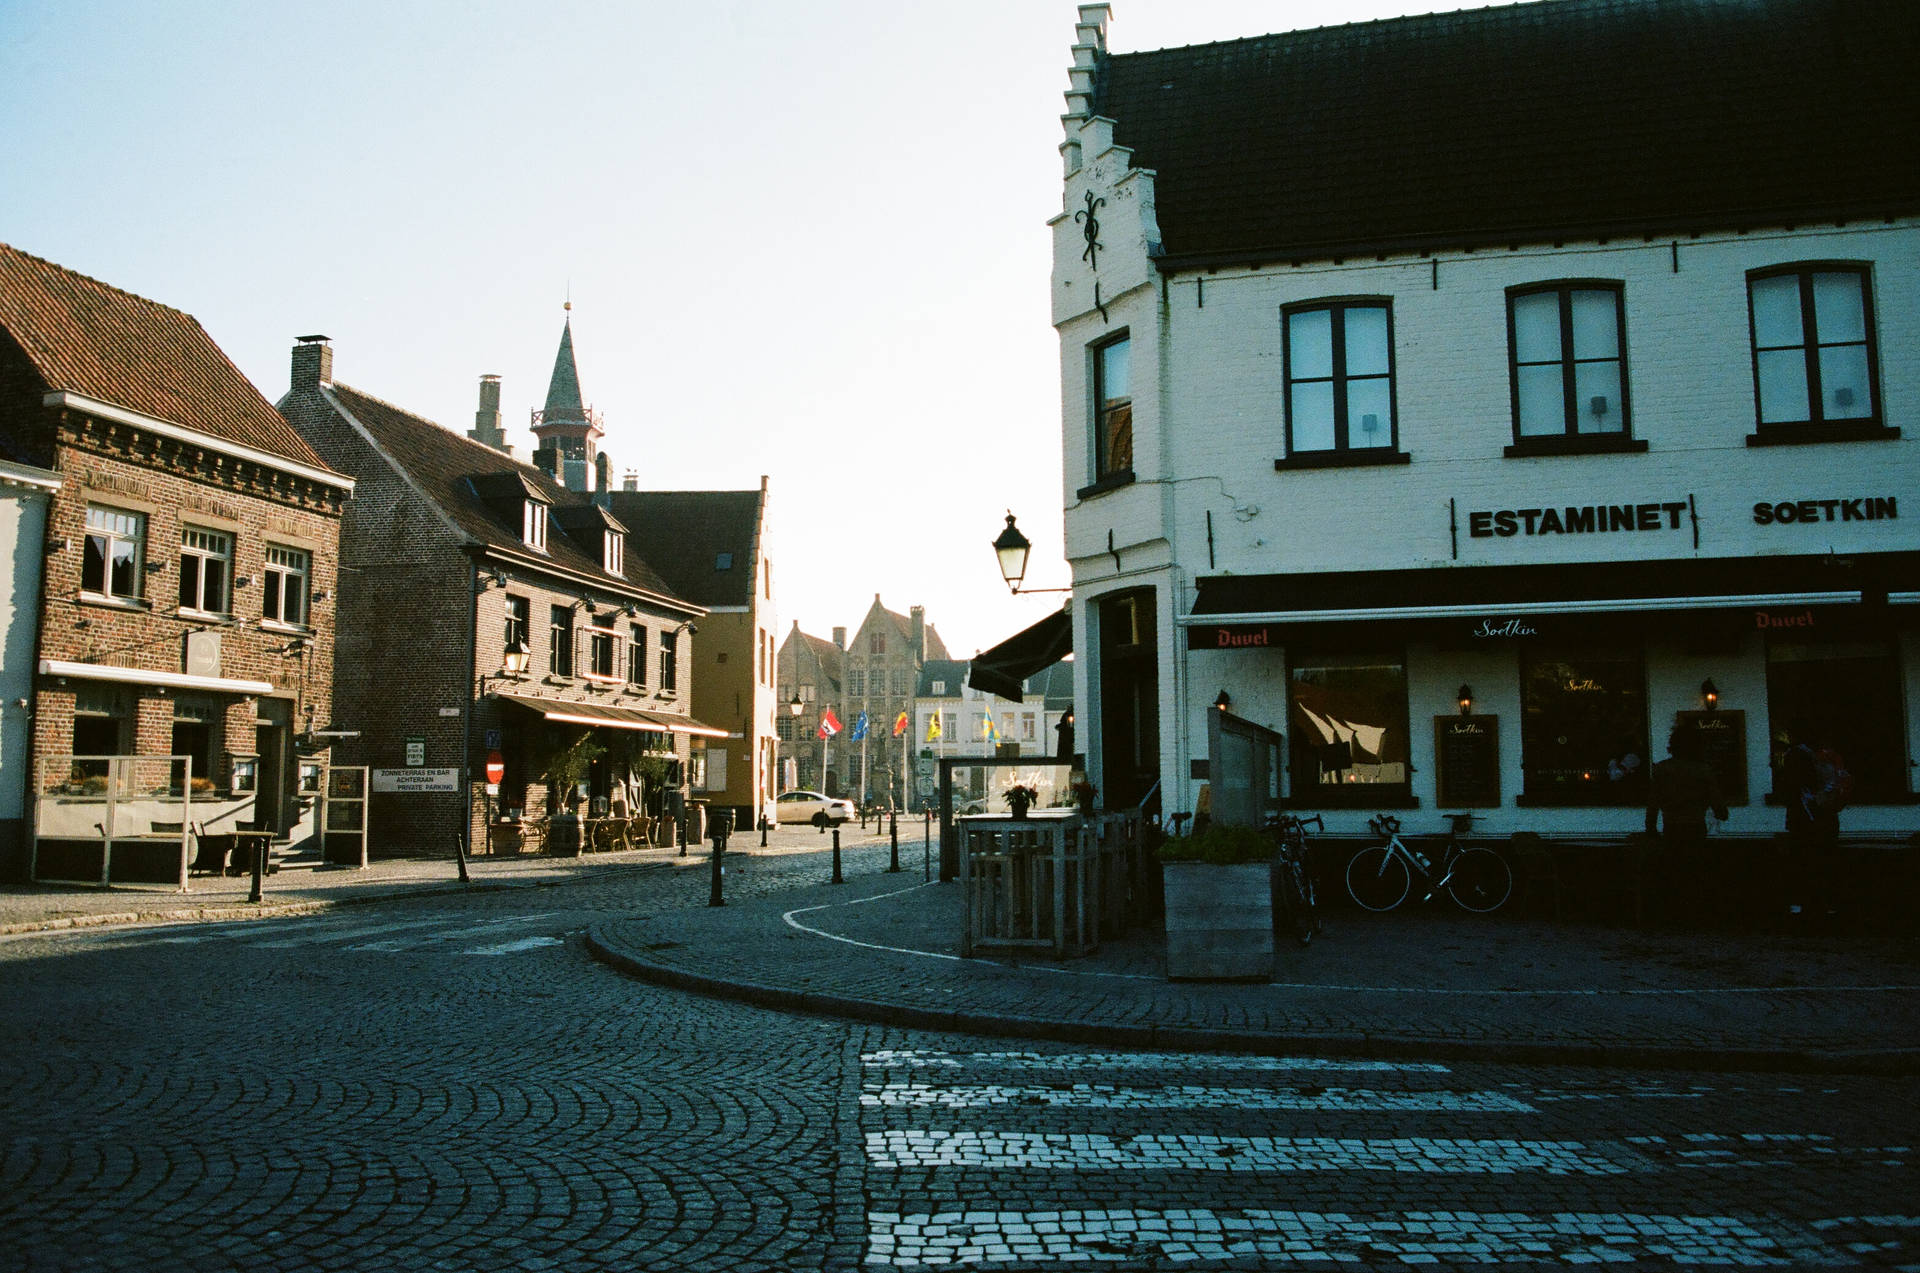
0,242,352,881
1051,2,1919,837
775,622,843,795
278,336,718,858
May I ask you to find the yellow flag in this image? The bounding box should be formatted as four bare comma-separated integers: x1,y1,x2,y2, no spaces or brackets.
926,713,942,742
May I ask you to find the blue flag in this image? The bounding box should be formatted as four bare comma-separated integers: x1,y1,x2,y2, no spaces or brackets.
851,711,870,741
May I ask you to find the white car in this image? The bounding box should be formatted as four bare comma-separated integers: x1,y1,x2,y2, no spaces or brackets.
774,790,857,826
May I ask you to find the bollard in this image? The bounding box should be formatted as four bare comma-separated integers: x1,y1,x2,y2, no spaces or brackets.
678,811,687,856
888,814,900,873
249,835,265,903
923,809,932,881
455,832,471,885
831,825,843,884
708,810,730,907
760,815,768,848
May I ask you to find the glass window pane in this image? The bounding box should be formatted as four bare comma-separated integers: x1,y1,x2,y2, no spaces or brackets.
1573,361,1624,433
1511,291,1561,363
1288,653,1409,788
1750,274,1803,348
262,572,282,620
1568,290,1619,359
1289,382,1335,452
109,541,137,596
1811,272,1866,344
1756,348,1810,423
1287,308,1333,380
1343,306,1390,376
1098,338,1129,402
1817,345,1872,419
83,535,107,592
1520,652,1649,804
203,558,226,611
180,556,200,608
1100,402,1133,474
1345,377,1393,448
1516,364,1566,435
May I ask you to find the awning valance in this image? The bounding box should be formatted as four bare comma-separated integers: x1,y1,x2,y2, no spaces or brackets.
40,659,275,697
495,692,729,738
967,607,1072,702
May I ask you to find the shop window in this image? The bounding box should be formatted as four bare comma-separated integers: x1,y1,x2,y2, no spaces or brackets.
1280,300,1402,464
1519,648,1649,805
550,605,574,677
1090,332,1133,487
1507,282,1641,453
171,697,217,793
262,544,308,627
72,685,127,775
82,505,145,602
1747,264,1885,441
1287,649,1411,804
1765,638,1905,804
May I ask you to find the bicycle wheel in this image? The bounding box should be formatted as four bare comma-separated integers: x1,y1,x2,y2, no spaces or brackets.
1346,845,1411,911
1276,853,1317,945
1446,847,1513,913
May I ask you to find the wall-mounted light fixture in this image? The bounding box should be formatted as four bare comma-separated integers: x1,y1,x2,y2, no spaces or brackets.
47,538,68,553
788,693,804,717
991,512,1070,595
1213,690,1231,711
312,590,331,603
1458,684,1473,715
1701,678,1719,711
233,575,253,588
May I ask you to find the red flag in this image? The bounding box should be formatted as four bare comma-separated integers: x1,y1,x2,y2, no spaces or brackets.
817,708,842,740
892,711,909,737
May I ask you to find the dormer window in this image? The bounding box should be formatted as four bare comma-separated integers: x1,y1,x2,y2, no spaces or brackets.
604,531,624,576
523,500,548,551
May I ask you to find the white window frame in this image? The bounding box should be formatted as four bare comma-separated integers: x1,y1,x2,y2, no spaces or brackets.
659,629,678,693
261,544,309,628
82,504,145,603
604,532,623,576
179,526,233,617
523,500,549,552
586,614,620,682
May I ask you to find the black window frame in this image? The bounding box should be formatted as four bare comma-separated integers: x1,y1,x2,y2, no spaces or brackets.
504,595,530,654
1277,297,1408,469
1745,262,1892,446
1082,329,1134,497
1515,643,1651,808
1283,642,1417,810
1503,280,1646,457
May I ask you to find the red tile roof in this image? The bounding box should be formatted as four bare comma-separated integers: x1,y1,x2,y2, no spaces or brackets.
0,241,329,469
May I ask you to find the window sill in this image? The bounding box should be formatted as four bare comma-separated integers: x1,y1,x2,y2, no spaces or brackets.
259,620,312,636
1762,791,1920,806
1515,791,1646,808
1746,422,1898,447
1504,434,1648,458
177,607,232,623
1274,450,1410,472
77,593,151,613
1075,470,1135,500
1285,785,1418,810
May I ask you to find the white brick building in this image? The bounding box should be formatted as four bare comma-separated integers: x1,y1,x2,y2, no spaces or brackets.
1051,1,1920,838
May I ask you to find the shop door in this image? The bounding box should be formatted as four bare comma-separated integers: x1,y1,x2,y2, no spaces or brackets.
254,700,293,836
1097,588,1160,810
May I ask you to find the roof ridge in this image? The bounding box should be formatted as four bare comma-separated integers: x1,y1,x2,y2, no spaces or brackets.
331,380,550,477
1105,0,1544,58
0,240,198,322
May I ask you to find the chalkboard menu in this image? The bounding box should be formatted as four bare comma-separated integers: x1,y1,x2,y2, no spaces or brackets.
1434,716,1500,808
1673,710,1749,805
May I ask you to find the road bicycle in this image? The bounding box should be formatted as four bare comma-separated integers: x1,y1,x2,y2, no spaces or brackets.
1266,812,1323,945
1345,812,1513,913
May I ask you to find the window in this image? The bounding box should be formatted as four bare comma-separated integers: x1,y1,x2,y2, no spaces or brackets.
523,500,549,551
1092,333,1132,482
82,505,144,601
1508,283,1633,445
848,670,865,696
262,545,309,626
1282,301,1398,458
659,629,678,692
550,605,574,677
1766,636,1904,804
179,527,232,615
73,684,127,767
1287,649,1410,804
893,671,908,696
171,697,217,791
587,614,617,679
869,632,886,655
505,596,530,656
931,680,946,695
628,625,647,688
1519,648,1649,806
1748,264,1882,437
715,552,733,571
604,532,623,576
1021,712,1036,741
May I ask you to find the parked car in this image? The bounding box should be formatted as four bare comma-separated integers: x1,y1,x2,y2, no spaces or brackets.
774,790,856,826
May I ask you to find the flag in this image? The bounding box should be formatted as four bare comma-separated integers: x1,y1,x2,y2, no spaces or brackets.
983,713,1002,744
851,711,870,741
818,708,842,740
892,711,909,737
926,712,942,742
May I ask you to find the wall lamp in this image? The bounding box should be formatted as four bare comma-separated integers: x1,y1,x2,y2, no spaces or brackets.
1457,684,1473,715
481,641,532,696
788,693,804,717
992,512,1070,595
1213,690,1231,711
47,538,68,553
1701,678,1719,711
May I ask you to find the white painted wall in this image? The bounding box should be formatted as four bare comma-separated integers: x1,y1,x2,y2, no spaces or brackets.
0,462,59,828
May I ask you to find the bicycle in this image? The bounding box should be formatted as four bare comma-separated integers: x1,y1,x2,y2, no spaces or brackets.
1345,813,1513,913
1266,812,1323,945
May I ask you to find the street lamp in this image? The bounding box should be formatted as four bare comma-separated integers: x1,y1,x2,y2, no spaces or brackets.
992,512,1071,595
788,693,804,717
481,641,532,695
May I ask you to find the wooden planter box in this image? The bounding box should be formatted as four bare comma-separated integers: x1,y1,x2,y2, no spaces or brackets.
1162,860,1273,981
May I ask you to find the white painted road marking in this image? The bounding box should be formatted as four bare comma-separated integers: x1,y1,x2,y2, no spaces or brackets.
863,1082,1534,1113
462,935,565,955
862,1049,1450,1073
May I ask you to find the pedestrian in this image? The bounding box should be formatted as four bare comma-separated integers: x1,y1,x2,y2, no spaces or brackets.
1644,727,1727,925
1777,717,1846,924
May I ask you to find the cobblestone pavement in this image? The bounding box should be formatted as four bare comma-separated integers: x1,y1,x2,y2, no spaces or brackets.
3,830,1918,1269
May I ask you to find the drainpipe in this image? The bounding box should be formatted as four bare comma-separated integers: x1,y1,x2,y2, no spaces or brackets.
460,559,479,860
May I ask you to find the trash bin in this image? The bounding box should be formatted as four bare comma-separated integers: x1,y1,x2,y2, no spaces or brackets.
686,799,707,843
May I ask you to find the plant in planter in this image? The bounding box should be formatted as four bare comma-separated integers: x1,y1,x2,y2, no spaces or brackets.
1070,778,1098,816
1005,783,1038,820
1156,823,1277,980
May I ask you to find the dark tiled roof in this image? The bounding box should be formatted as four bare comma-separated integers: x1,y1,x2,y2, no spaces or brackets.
322,383,685,604
917,659,971,696
0,241,332,469
605,490,764,608
542,318,586,420
1094,0,1920,264
792,627,845,686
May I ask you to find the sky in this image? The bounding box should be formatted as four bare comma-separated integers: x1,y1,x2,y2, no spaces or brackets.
1,0,1452,658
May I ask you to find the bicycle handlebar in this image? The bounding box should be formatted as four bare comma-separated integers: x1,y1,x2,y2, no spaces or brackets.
1369,814,1401,836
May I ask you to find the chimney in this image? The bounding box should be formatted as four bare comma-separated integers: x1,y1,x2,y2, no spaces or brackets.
469,374,506,451
533,445,561,482
291,335,333,390
832,626,846,650
594,453,611,496
910,605,925,665
622,470,638,492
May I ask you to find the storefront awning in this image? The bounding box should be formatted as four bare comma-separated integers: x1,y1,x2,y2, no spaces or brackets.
495,692,729,738
967,607,1072,702
1184,552,1920,641
39,658,275,696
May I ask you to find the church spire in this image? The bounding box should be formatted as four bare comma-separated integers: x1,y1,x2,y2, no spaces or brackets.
530,300,603,492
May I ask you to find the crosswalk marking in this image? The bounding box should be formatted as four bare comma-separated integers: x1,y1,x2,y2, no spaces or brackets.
863,1082,1533,1113
866,1131,1637,1175
862,1049,1450,1073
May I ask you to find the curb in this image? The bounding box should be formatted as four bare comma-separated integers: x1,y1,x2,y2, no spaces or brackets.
583,926,1920,1077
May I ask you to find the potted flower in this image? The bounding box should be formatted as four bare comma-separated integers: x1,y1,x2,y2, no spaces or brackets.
1005,783,1038,820
1156,823,1277,980
1070,778,1098,817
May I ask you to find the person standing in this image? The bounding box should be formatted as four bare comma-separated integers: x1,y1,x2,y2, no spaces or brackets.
1778,718,1843,923
1644,727,1727,924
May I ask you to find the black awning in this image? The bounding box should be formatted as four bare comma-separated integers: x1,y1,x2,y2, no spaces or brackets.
496,692,729,738
967,608,1072,703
